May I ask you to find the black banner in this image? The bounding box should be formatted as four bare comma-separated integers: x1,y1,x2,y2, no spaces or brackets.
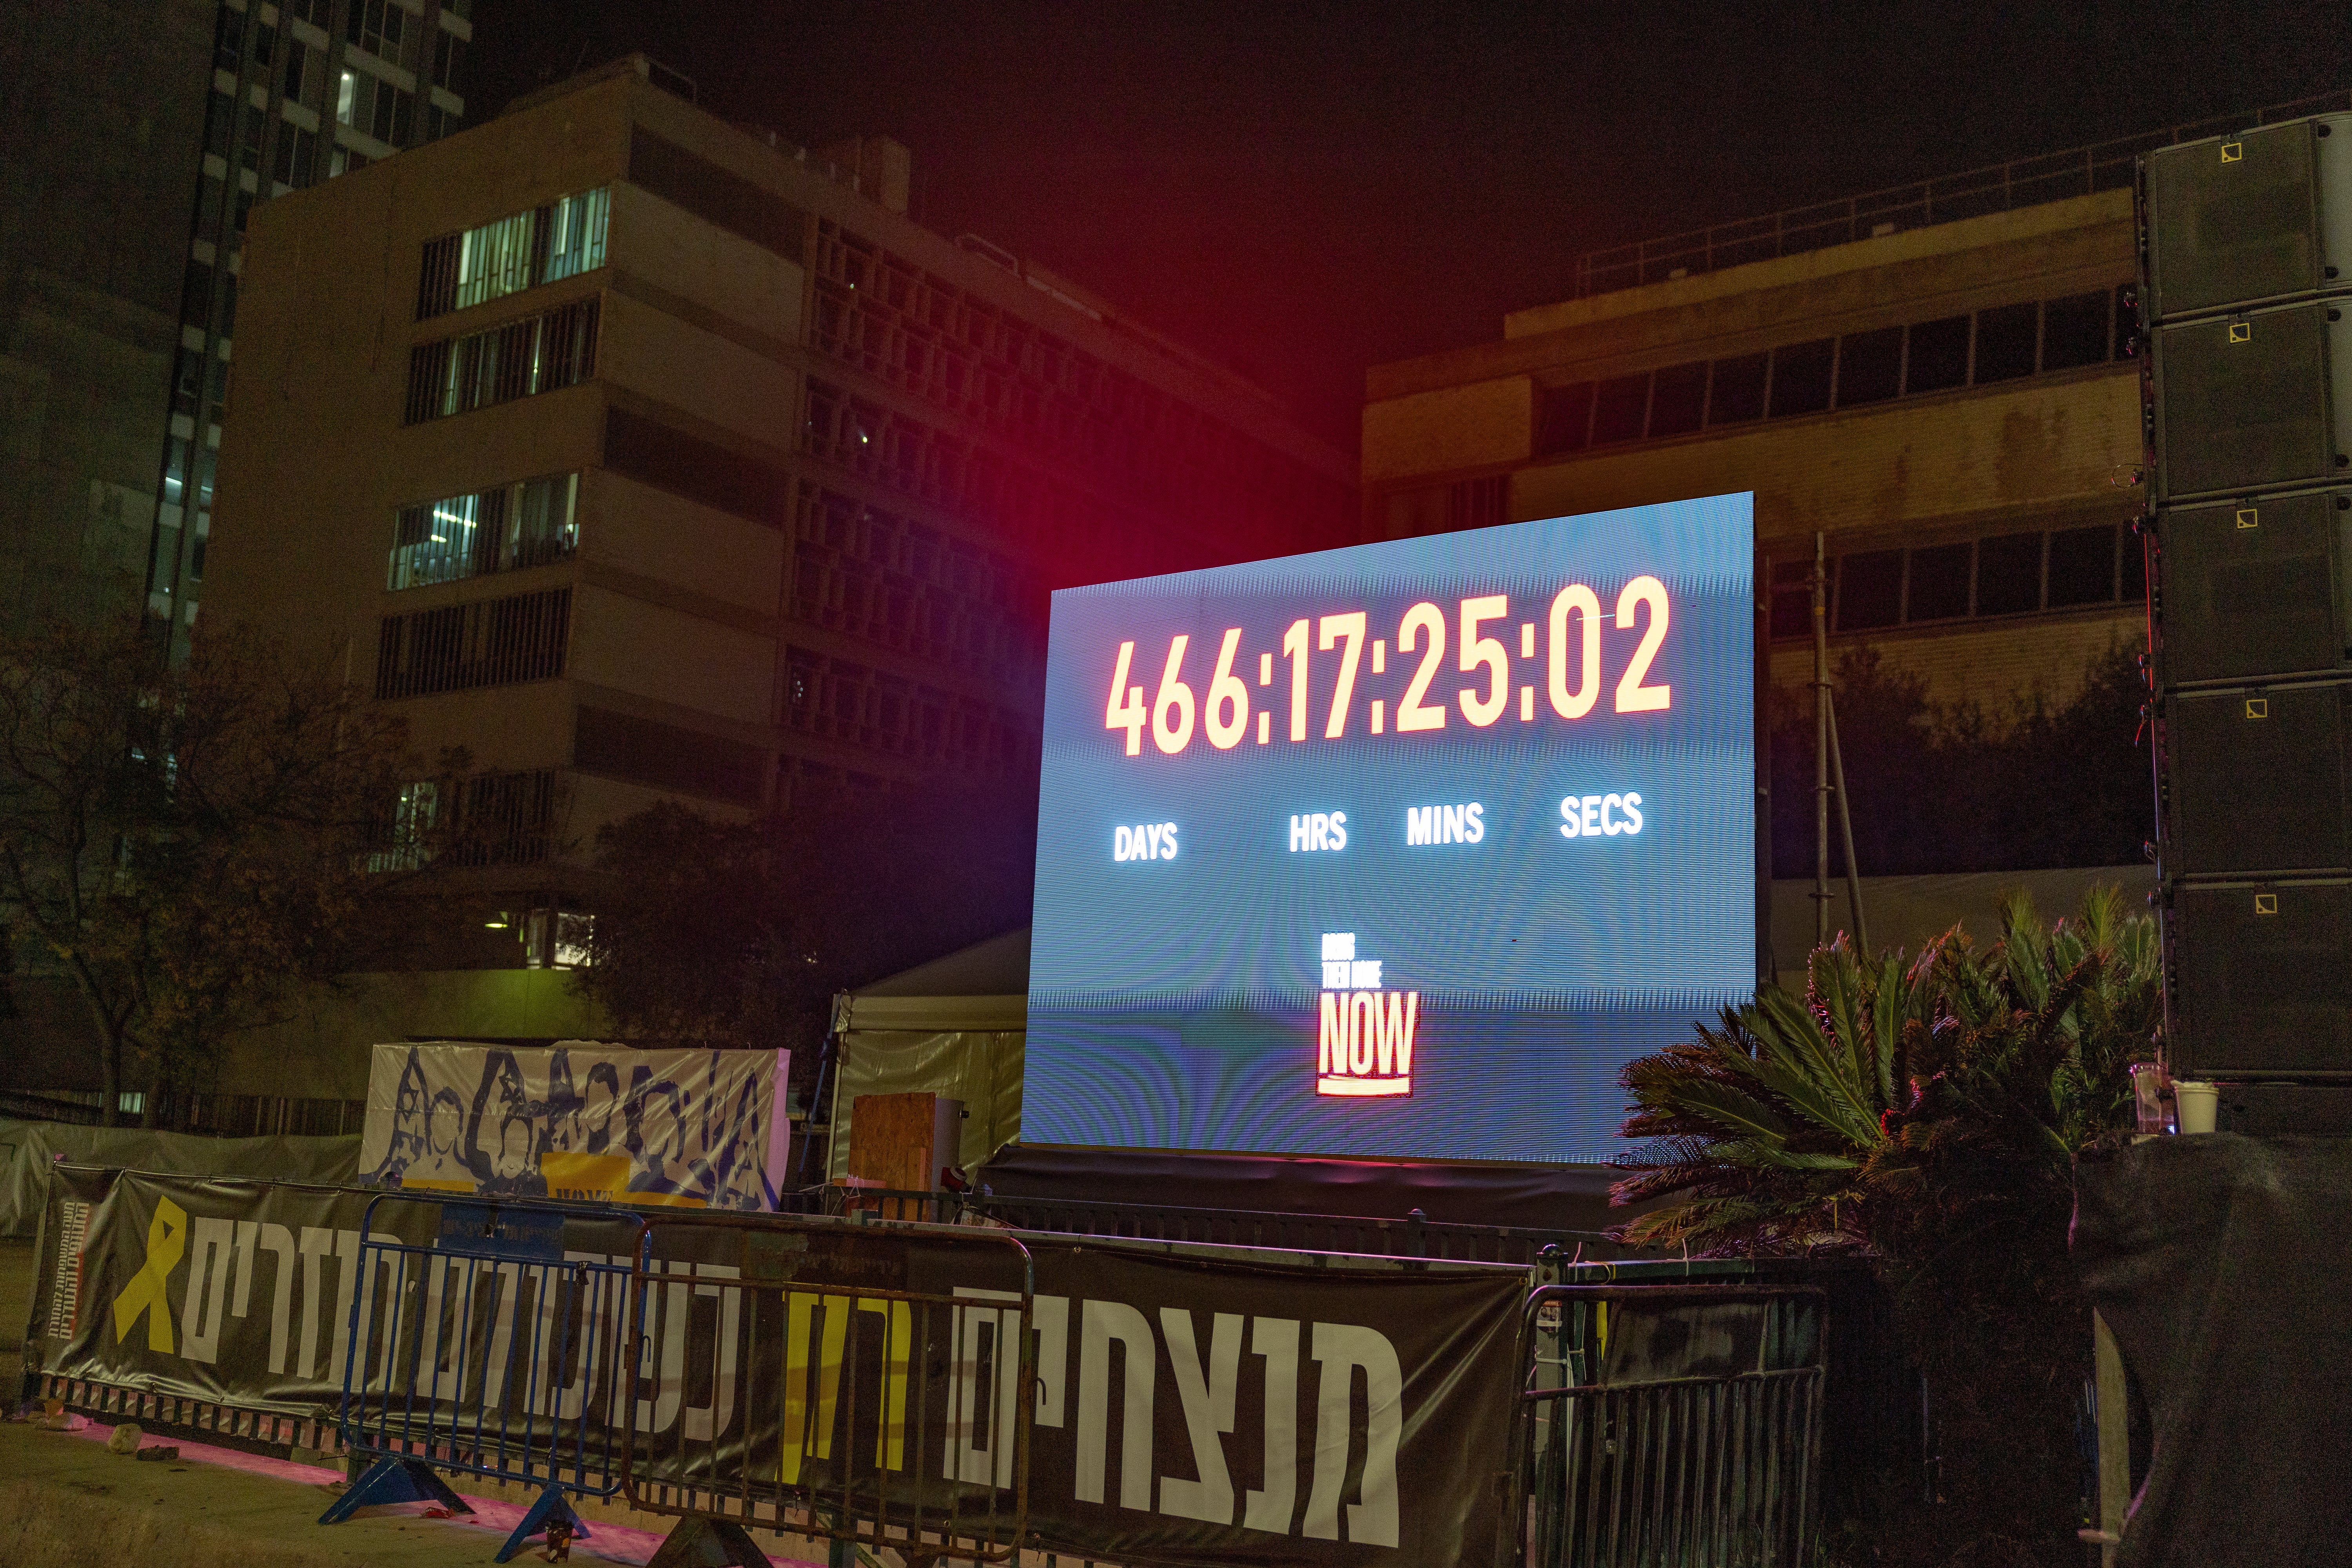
26,1169,1527,1567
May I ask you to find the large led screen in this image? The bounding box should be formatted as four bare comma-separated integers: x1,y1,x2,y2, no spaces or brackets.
1025,494,1755,1163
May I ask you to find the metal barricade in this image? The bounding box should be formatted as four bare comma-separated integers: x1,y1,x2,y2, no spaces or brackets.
1519,1283,1826,1568
620,1209,1036,1568
319,1192,649,1563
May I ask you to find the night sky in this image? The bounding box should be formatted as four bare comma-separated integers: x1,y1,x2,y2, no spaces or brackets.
467,2,2350,449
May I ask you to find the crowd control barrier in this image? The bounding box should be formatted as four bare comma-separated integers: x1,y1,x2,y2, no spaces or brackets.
618,1209,1037,1568
318,1192,650,1563
1518,1282,1827,1568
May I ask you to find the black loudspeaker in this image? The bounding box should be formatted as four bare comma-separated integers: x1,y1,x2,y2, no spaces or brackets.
2150,299,2352,501
2216,1081,2352,1132
2161,680,2352,875
2143,113,2352,321
2158,486,2352,685
2170,878,2352,1078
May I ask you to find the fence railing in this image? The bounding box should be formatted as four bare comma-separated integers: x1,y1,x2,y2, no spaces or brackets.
321,1193,650,1562
620,1208,1038,1568
1566,87,2352,299
927,1186,1637,1264
1519,1283,1828,1568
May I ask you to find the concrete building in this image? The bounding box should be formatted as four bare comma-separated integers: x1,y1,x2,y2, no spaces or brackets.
183,57,1352,1111
0,0,472,654
1359,127,2232,713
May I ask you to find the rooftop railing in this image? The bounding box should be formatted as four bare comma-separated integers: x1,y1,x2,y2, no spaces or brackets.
1566,87,2352,301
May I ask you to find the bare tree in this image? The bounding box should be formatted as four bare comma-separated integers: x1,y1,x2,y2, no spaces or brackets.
0,617,449,1123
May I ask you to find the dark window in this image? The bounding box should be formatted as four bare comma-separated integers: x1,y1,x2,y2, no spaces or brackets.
1973,302,2038,383
2122,526,2147,602
204,89,234,159
376,588,572,699
1905,542,1971,622
1535,381,1593,454
405,299,599,423
575,708,764,806
604,406,790,523
1906,316,1970,393
1449,475,1506,531
2041,290,2111,371
2115,285,2139,359
181,260,213,328
1768,559,1813,640
171,349,203,416
1836,326,1903,407
1836,548,1904,630
2045,524,2117,606
213,8,244,70
194,173,225,242
1976,531,2043,615
448,771,557,867
1591,373,1649,445
1768,338,1834,417
434,30,465,92
629,128,811,264
1708,353,1768,424
1648,362,1707,437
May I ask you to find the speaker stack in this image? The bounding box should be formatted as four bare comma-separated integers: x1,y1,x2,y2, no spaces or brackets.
2142,111,2352,1130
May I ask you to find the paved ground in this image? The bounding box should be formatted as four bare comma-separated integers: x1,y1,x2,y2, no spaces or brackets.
0,1416,839,1566
2,1238,35,1353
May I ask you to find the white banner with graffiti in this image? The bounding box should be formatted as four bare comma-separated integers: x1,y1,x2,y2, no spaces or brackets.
359,1042,791,1210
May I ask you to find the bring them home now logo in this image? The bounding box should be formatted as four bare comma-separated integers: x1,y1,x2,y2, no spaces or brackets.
1316,933,1417,1097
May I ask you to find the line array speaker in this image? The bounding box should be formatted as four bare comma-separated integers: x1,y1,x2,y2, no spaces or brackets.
2145,111,2352,1083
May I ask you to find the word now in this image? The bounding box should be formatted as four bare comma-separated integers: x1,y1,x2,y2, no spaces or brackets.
1317,991,1419,1098
1114,823,1180,861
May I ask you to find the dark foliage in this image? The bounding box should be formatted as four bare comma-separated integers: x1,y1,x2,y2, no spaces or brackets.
1612,891,2156,1565
1770,643,2150,876
573,771,1036,1097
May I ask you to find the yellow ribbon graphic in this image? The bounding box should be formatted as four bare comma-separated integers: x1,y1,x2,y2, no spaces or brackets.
110,1196,187,1352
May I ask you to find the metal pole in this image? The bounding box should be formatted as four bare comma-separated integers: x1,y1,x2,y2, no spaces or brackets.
1756,548,1774,986
1811,532,1831,947
1827,690,1869,954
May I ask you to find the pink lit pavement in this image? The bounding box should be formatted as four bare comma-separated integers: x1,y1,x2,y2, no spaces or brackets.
7,1412,829,1566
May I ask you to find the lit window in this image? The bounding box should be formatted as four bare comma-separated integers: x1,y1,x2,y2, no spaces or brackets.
418,188,612,318
367,780,437,872
389,472,581,589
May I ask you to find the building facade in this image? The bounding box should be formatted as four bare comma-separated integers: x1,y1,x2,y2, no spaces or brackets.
148,0,474,664
1363,180,2149,714
196,57,1353,1086
0,0,470,652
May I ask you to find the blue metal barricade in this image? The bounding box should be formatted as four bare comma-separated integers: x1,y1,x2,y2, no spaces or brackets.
318,1191,649,1562
619,1208,1037,1568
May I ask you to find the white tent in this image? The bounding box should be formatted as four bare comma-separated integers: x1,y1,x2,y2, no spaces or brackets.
825,929,1026,1180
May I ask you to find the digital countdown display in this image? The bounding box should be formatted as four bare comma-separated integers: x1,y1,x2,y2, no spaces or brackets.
1024,494,1755,1163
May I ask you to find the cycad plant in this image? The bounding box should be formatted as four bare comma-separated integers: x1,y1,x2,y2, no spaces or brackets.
1610,887,2160,1566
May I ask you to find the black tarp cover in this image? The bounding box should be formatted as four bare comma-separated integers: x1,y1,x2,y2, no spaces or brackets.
2071,1134,2352,1567
980,1142,1630,1231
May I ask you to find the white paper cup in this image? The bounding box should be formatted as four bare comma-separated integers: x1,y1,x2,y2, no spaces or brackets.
2174,1080,2220,1135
